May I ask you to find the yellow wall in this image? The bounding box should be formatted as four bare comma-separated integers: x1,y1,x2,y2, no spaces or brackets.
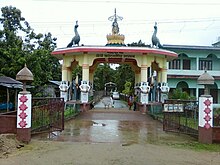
61,52,168,83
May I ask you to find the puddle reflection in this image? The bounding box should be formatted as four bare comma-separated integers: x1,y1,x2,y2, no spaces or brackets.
34,118,167,144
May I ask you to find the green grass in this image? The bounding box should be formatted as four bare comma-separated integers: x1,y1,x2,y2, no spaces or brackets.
64,105,79,119
32,108,50,130
168,141,220,152
180,116,198,130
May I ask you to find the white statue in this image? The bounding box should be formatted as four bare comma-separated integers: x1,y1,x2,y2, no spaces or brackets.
59,81,71,102
140,82,150,94
160,82,170,103
160,82,170,93
79,81,90,93
79,81,91,103
59,81,70,92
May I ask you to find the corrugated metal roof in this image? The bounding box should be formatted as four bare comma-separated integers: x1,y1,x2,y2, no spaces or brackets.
0,76,23,89
49,80,61,86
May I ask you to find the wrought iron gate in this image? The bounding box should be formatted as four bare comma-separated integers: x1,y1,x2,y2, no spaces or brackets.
163,99,198,137
31,97,64,134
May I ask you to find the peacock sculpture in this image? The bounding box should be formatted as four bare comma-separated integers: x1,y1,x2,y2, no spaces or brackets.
151,22,163,48
67,21,80,47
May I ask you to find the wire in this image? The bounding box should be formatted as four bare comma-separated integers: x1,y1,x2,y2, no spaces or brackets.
29,17,220,25
32,0,220,6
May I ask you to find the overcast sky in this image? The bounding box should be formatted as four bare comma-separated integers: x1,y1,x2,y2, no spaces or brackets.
1,0,220,48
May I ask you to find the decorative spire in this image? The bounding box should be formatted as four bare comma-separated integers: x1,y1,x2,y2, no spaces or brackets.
106,9,125,46
108,8,123,35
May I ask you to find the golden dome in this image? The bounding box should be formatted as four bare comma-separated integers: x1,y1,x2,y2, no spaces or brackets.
106,33,125,45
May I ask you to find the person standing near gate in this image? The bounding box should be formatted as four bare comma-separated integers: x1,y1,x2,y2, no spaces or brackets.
133,94,137,111
128,94,133,110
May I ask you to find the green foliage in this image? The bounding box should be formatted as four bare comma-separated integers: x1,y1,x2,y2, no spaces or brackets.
122,81,132,95
214,108,220,116
64,105,79,119
93,63,115,90
32,108,50,130
169,141,220,152
93,63,135,92
0,6,61,96
114,64,135,92
169,88,193,100
72,65,82,82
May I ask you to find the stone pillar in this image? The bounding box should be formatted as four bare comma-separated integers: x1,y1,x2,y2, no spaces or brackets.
16,64,33,143
135,71,141,85
67,67,72,82
197,70,215,144
17,91,32,143
81,64,90,104
161,68,167,83
62,66,68,81
140,65,148,82
139,64,150,113
82,64,89,81
60,66,71,102
198,96,213,143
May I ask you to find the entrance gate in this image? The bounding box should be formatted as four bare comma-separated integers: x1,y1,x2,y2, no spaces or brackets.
31,98,64,134
51,10,178,109
163,99,199,137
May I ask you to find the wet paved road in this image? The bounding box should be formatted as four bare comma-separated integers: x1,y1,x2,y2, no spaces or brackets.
33,97,195,144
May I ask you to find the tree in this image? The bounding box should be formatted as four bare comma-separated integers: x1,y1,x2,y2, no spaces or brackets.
0,6,27,77
93,63,115,90
114,64,134,92
0,6,61,92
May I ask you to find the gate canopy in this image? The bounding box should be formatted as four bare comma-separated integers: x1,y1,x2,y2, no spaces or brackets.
52,46,177,61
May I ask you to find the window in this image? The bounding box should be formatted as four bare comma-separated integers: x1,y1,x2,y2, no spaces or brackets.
183,59,190,70
169,59,180,69
199,60,212,70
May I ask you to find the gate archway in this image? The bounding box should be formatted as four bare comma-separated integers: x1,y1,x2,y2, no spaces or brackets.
51,10,177,110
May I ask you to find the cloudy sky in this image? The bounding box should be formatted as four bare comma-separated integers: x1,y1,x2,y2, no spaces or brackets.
1,0,220,48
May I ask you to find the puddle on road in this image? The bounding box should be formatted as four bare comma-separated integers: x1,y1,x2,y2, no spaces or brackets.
33,118,187,144
33,98,197,144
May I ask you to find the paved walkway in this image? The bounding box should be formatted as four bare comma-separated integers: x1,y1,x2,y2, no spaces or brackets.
33,106,196,145
2,104,220,165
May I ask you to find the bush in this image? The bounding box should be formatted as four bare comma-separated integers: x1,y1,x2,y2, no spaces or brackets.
169,88,195,100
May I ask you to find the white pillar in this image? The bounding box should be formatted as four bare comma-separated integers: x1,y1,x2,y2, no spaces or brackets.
135,71,141,85
140,65,148,82
17,91,32,143
198,95,213,143
82,64,89,81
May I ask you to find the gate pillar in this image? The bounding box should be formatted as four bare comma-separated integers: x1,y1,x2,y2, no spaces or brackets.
198,96,213,144
197,70,215,144
16,64,33,143
17,92,32,143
